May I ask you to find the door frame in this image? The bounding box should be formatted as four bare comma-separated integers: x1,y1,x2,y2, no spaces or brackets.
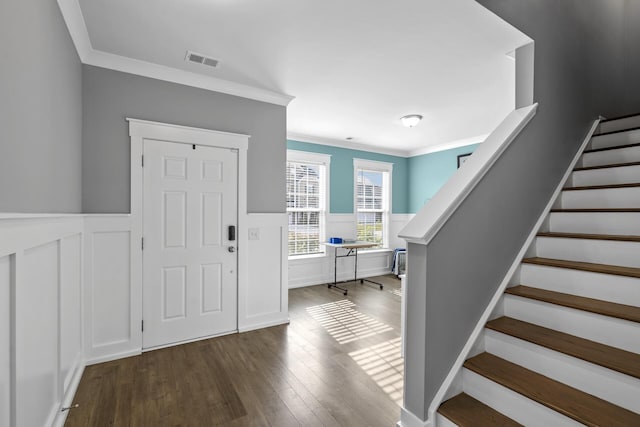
128,118,249,351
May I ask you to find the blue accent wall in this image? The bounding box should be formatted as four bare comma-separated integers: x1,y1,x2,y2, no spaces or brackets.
287,140,409,213
287,139,480,214
407,144,480,213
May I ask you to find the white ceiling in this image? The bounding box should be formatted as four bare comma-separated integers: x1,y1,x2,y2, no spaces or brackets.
77,0,530,156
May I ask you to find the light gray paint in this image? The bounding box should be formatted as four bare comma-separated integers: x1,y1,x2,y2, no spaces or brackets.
0,1,82,212
404,243,428,419
620,1,640,116
515,43,534,109
82,65,286,213
403,0,640,418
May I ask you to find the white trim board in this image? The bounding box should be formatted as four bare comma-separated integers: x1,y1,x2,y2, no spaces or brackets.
288,132,409,158
56,0,294,106
408,133,488,158
288,131,486,159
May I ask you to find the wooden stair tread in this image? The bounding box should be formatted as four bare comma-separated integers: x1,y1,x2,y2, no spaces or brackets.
438,393,522,427
593,125,640,137
563,182,640,191
505,285,640,323
537,231,640,242
464,353,640,427
583,141,640,154
573,161,640,171
522,257,640,278
550,208,640,213
486,317,640,379
598,113,640,124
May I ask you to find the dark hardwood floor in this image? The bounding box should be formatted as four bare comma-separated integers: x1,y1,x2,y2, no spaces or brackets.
65,275,403,426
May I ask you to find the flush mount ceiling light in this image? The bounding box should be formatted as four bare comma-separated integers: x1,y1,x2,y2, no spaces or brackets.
400,114,423,128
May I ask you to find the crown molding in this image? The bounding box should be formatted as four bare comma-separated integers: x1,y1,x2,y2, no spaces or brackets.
287,132,410,158
288,132,488,159
57,0,92,62
86,50,294,106
408,133,488,157
56,0,294,107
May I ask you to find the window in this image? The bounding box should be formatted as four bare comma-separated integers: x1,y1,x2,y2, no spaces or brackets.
354,159,392,249
287,150,330,257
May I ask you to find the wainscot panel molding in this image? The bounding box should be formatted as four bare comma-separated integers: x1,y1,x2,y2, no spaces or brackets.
83,215,140,365
242,213,289,332
0,215,85,427
288,213,412,288
0,211,291,426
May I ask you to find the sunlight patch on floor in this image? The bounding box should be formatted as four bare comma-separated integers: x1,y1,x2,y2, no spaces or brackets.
349,337,404,406
387,287,402,298
306,300,393,344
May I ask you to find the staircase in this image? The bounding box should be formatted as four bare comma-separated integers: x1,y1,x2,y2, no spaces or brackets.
437,115,640,426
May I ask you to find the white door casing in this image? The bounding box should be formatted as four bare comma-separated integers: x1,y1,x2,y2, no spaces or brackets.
143,140,238,349
129,119,249,352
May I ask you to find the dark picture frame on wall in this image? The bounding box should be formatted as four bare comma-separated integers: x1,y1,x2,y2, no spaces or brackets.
457,153,472,168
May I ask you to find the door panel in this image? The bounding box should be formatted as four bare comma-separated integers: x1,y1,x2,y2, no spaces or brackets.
143,139,238,349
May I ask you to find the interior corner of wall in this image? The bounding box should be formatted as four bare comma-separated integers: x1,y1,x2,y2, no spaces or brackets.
515,41,535,109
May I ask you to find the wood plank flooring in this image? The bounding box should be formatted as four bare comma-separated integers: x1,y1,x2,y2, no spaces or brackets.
65,275,403,427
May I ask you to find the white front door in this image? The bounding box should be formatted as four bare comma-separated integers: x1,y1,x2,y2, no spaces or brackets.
142,139,238,349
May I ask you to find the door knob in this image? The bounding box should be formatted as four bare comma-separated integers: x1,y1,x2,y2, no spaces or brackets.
228,246,235,253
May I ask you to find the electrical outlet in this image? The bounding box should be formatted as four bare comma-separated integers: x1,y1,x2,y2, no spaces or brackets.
248,228,260,240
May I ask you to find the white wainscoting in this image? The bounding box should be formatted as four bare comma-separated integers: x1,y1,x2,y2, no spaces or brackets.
288,213,414,288
0,211,289,425
241,213,289,332
0,215,84,427
83,215,140,365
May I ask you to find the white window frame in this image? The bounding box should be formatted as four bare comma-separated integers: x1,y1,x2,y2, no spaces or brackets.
287,150,331,258
353,158,392,249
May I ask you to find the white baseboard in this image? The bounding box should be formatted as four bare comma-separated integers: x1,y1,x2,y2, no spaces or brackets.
398,407,432,427
289,268,394,289
52,359,85,427
85,349,142,366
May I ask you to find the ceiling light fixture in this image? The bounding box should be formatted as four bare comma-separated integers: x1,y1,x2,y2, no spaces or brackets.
400,114,423,128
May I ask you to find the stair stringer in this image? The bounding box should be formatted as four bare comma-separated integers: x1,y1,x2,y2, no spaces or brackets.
427,119,600,426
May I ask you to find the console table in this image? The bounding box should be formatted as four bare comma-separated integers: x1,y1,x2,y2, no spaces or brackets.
321,241,385,295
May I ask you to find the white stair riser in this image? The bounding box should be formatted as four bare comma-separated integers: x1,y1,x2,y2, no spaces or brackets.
560,187,640,209
581,145,640,167
463,368,582,427
485,330,640,413
548,212,640,235
503,295,640,353
435,413,457,427
598,116,640,134
519,264,640,306
589,129,640,150
571,165,640,187
535,237,640,268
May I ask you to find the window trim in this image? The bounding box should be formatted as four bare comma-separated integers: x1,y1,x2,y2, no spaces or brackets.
353,158,392,249
287,150,331,258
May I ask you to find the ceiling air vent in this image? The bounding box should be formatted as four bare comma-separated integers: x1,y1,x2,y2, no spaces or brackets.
185,51,220,68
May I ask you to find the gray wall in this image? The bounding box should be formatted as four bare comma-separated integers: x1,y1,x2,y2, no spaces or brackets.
82,65,287,213
0,0,82,212
620,1,640,116
405,0,640,419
